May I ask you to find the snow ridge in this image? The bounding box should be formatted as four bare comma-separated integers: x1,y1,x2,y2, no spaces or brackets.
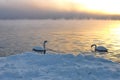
0,52,120,80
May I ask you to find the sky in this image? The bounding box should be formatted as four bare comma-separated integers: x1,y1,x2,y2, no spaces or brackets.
0,0,120,19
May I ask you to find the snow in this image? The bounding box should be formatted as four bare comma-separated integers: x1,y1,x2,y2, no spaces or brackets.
0,52,120,80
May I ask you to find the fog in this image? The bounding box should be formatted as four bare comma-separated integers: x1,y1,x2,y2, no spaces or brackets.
0,0,120,19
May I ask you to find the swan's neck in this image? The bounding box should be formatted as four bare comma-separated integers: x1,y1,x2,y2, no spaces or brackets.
43,42,47,50
43,43,46,50
43,42,47,54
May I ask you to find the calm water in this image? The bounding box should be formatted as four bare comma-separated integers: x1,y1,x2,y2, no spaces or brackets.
0,20,120,62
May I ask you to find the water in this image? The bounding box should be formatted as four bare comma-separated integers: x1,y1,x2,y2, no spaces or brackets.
0,20,120,62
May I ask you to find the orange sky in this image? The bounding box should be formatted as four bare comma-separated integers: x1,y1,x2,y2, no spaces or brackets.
0,0,120,19
31,0,120,15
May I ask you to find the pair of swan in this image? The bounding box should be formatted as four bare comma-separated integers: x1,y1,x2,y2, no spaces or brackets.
32,41,108,54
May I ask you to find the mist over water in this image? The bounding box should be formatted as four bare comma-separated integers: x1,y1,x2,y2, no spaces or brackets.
0,20,120,62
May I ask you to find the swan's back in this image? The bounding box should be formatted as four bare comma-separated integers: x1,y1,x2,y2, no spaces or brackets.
33,46,44,52
95,46,108,52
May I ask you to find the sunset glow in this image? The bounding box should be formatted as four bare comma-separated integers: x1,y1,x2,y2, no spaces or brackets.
0,0,120,19
71,0,120,14
32,0,120,15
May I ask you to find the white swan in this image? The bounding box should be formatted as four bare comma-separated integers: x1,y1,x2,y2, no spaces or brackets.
91,44,108,52
32,40,47,54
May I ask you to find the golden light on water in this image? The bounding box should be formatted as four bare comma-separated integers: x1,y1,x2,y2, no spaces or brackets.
110,27,120,35
107,22,120,35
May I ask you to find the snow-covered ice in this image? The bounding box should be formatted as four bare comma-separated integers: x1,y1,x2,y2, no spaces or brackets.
0,52,120,80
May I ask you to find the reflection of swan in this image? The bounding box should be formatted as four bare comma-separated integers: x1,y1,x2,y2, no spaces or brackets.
91,44,108,52
33,40,47,54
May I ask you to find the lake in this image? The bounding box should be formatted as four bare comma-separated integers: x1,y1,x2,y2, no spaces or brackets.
0,20,120,62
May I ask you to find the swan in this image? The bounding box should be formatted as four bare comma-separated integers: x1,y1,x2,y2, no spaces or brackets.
32,40,48,54
91,44,108,52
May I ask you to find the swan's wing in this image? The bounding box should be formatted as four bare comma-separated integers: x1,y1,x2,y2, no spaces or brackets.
33,46,44,51
96,46,107,52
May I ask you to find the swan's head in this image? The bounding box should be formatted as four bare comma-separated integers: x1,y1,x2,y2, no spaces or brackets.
91,44,97,48
44,40,48,44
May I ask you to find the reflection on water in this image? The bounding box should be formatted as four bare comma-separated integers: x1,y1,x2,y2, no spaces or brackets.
0,20,120,62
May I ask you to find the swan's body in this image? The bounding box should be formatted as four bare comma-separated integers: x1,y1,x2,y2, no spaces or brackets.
91,44,108,52
33,41,47,54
